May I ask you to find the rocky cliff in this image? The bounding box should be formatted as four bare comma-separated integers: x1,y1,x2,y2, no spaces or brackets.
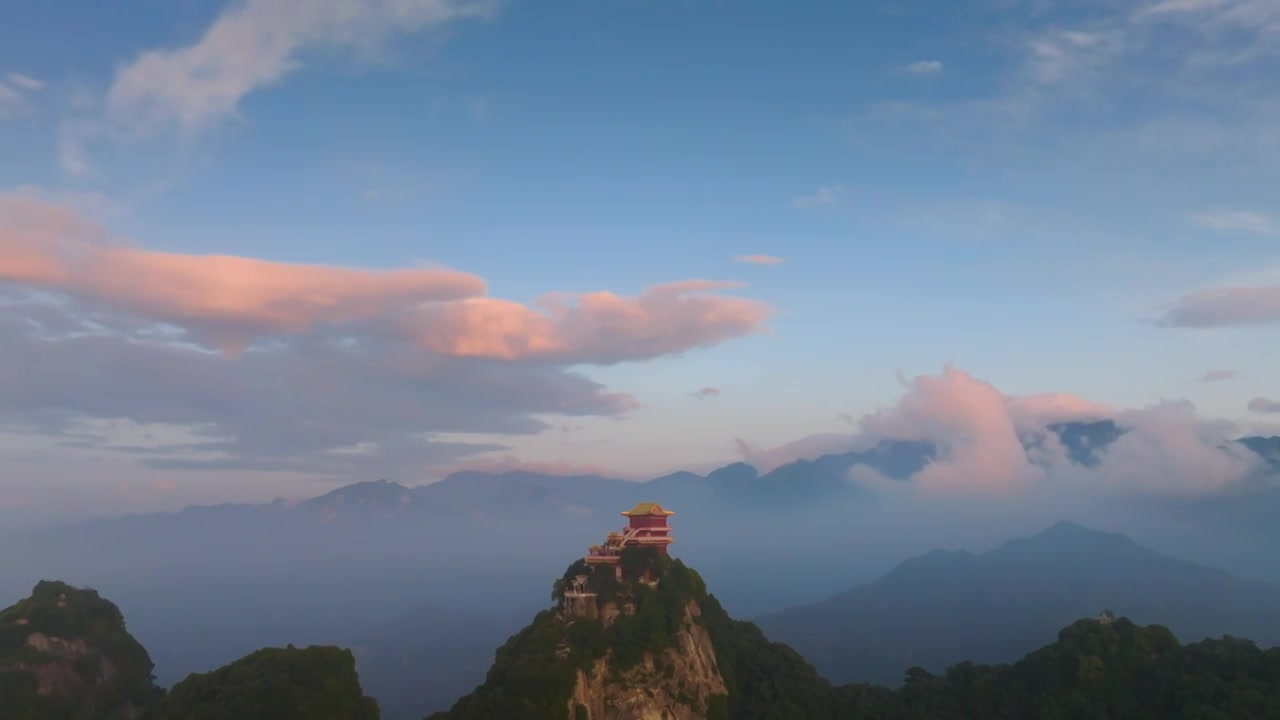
0,580,160,719
567,599,726,720
426,548,843,720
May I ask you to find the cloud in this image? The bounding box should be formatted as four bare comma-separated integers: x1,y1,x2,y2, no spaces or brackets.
0,194,484,354
0,194,769,479
0,195,769,360
792,185,844,208
690,387,721,400
1250,397,1280,414
105,0,492,136
1069,401,1259,495
737,366,1256,496
733,254,785,266
0,82,26,117
1199,368,1237,383
6,73,44,91
403,281,769,365
902,60,943,75
1159,283,1280,327
733,433,872,473
1024,29,1124,87
1193,210,1276,235
56,0,491,174
859,367,1055,494
1136,0,1280,33
432,455,635,480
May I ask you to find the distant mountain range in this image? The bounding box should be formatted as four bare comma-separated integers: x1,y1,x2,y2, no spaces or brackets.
4,423,1277,719
156,421,1275,524
754,520,1280,687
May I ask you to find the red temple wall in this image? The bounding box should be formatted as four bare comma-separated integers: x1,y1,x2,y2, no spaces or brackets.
627,516,669,529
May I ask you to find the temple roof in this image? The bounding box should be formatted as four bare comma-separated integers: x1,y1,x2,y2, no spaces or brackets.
620,502,675,517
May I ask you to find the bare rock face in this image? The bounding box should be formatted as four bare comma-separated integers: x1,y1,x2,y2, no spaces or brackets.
569,602,727,720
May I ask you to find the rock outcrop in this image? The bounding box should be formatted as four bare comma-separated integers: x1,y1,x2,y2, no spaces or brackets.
0,580,160,719
431,548,830,720
568,600,726,720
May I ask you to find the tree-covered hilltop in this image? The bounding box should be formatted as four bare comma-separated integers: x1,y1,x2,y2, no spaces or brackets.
149,644,380,720
0,580,162,719
2,580,381,720
882,615,1280,719
430,550,1280,720
430,547,721,720
429,547,887,720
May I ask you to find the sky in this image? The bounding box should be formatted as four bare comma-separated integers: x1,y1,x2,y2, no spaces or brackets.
1,0,1278,520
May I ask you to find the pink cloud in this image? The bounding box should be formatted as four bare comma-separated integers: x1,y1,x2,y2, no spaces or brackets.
1250,397,1280,414
1199,368,1237,383
734,254,785,265
1005,392,1112,431
1,194,770,363
408,281,769,364
1067,401,1260,495
861,366,1045,495
1160,283,1280,327
0,195,484,352
735,366,1252,497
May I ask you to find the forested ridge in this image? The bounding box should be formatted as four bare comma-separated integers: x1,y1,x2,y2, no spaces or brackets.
428,550,1280,720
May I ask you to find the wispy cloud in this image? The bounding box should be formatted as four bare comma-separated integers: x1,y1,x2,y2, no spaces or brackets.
1024,29,1125,87
690,387,721,400
0,73,46,117
792,184,844,208
1193,210,1276,235
1160,283,1280,328
1199,368,1237,383
6,73,44,91
0,83,23,117
1249,397,1280,414
61,0,492,176
902,60,943,75
733,254,785,266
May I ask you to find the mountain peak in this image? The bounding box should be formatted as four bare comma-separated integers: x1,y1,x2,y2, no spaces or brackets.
1030,520,1134,545
1,580,161,717
706,462,758,484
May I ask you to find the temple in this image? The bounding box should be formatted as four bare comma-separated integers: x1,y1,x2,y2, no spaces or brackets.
585,503,675,577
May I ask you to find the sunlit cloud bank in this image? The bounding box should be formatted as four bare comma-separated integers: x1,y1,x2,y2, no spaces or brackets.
0,192,770,479
739,366,1266,498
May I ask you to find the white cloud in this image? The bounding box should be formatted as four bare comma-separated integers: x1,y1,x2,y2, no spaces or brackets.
1025,29,1125,86
792,184,844,208
0,83,22,117
6,73,44,91
902,60,943,75
1193,210,1276,235
58,0,491,175
106,0,491,134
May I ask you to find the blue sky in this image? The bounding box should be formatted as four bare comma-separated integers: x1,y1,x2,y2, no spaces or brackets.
1,0,1277,519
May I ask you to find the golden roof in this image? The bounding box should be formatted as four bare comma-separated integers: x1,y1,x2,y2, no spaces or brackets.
620,502,674,517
